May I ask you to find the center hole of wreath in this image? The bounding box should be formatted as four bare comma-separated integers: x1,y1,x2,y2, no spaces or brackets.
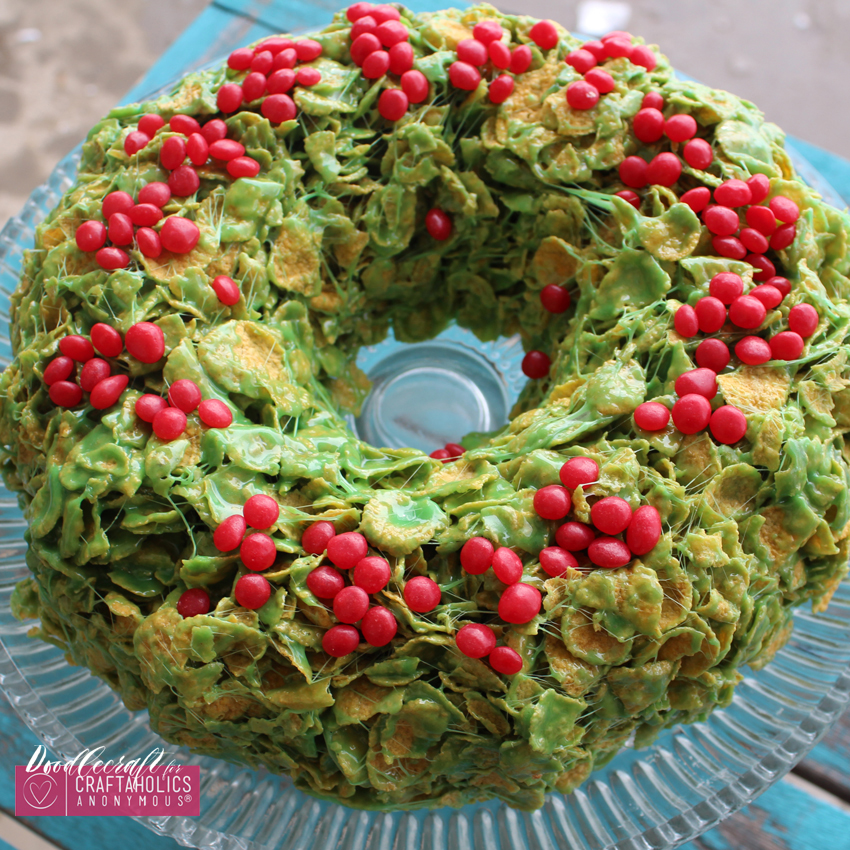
352,327,516,453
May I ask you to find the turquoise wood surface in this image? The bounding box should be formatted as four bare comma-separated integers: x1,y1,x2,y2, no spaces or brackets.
2,1,850,849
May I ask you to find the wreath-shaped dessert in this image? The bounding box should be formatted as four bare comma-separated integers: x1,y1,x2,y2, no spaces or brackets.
3,3,850,812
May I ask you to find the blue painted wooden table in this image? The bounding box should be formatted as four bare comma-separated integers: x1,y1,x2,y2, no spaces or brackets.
2,2,850,849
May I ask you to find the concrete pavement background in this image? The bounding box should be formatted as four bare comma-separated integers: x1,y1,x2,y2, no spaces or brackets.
1,0,849,229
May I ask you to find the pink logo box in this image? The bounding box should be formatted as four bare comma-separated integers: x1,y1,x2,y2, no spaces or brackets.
15,765,200,817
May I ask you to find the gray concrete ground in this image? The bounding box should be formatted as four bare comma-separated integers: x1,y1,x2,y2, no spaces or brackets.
1,0,849,230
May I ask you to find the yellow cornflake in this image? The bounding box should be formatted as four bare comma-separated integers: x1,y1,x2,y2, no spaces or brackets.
717,365,791,411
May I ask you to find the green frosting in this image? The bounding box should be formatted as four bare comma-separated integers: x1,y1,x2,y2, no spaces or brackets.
3,2,850,812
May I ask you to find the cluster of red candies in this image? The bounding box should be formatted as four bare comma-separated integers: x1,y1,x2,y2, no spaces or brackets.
617,90,709,197
565,29,656,112
74,184,199,271
429,441,466,462
299,523,442,657
177,494,284,618
223,35,324,124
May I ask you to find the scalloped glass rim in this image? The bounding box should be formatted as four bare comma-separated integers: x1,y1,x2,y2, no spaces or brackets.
0,75,849,850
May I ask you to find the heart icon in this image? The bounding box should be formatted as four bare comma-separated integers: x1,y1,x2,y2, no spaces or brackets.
24,774,57,808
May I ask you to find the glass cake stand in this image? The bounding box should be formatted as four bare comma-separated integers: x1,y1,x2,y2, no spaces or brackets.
1,123,849,850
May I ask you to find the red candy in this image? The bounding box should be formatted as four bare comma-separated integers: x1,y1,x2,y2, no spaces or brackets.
789,303,818,337
186,133,209,166
152,407,187,441
49,381,83,408
709,405,748,444
498,583,541,624
769,195,800,223
430,449,450,461
555,521,595,551
89,374,128,409
425,208,452,240
261,95,296,125
634,401,670,431
378,89,409,121
160,216,200,253
295,39,323,61
177,588,210,618
488,75,514,104
746,205,777,235
79,358,111,392
750,284,783,309
632,108,664,143
729,295,766,329
235,574,271,610
473,20,504,43
566,49,597,74
449,61,481,91
704,206,739,237
509,45,532,74
307,566,345,600
584,68,614,94
267,69,296,94
351,33,381,65
327,531,368,570
361,607,397,647
160,136,187,171
492,548,523,585
566,80,599,110
619,156,648,189
626,505,661,556
582,41,607,61
353,556,391,593
770,223,797,251
672,393,711,434
630,45,657,70
682,139,712,170
540,284,571,313
43,356,74,386
322,624,360,656
714,179,752,207
665,114,697,142
244,494,280,530
460,536,493,575
228,47,254,70
746,253,776,282
559,456,599,489
138,114,165,137
388,41,414,74
770,331,804,361
675,367,718,399
170,114,201,136
457,38,488,66
347,2,374,22
135,394,168,423
136,228,161,258
302,521,336,555
214,515,247,552
212,275,241,305
60,335,95,362
533,485,571,520
615,190,641,209
138,181,171,207
75,220,107,252
167,378,202,413
102,191,134,218
444,442,464,458
746,174,770,204
168,165,200,197
709,272,744,305
489,40,511,69
129,203,163,227
539,546,578,577
272,48,297,71
588,537,631,569
216,83,244,113
334,586,369,623
401,69,429,103
696,338,730,372
351,16,377,39
521,350,551,379
107,212,133,246
681,187,711,213
198,399,233,428
735,336,771,365
251,51,274,75
694,296,726,333
404,575,441,613
712,236,747,260
641,91,664,110
646,153,681,186
456,623,496,658
674,304,699,337
242,72,268,103
529,20,558,49
241,533,277,571
126,322,165,363
489,645,523,675
590,496,632,535
124,131,150,155
362,50,390,79
739,227,769,254
96,247,130,271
